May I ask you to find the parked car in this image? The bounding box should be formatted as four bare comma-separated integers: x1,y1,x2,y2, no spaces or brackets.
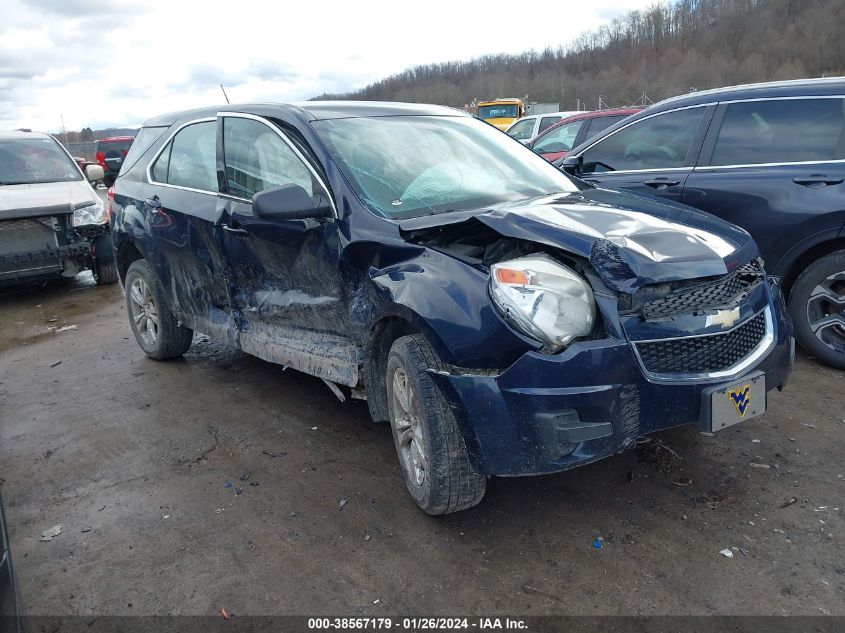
529,108,643,162
96,136,134,188
557,77,845,368
111,102,793,514
0,130,117,286
0,493,22,633
505,111,582,143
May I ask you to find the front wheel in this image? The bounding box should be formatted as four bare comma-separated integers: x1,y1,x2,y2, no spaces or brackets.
789,250,845,369
93,259,118,285
124,260,193,360
386,334,485,515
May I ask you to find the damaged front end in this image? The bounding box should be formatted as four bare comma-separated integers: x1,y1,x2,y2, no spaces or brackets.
396,195,793,477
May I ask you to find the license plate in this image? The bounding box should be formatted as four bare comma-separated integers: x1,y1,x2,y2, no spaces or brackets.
709,374,766,432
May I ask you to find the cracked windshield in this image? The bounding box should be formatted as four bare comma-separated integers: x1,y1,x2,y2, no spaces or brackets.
313,116,577,218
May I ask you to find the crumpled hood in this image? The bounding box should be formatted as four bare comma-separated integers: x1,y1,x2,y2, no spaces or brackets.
0,180,97,220
400,188,757,293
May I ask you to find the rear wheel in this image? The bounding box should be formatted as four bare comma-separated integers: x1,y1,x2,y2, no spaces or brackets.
124,260,193,360
386,334,485,515
789,250,845,369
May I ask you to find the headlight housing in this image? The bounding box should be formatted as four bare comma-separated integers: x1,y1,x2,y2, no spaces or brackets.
489,254,596,351
72,199,107,227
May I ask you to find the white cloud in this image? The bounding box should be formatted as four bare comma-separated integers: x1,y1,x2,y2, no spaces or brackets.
0,0,654,131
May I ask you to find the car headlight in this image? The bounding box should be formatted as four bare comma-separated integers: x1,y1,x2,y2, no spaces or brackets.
489,254,596,351
72,199,106,227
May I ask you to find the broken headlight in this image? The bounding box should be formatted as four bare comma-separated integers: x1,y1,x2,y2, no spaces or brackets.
489,255,596,351
72,199,106,227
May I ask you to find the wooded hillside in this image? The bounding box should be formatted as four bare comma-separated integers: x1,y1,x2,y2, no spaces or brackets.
313,0,845,110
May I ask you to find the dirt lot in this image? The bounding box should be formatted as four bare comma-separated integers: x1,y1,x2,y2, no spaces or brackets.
0,271,843,617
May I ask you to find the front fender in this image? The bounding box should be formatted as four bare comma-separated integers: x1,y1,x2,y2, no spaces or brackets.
367,250,538,369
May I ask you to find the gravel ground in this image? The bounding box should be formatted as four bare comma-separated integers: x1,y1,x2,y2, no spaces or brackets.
0,272,842,617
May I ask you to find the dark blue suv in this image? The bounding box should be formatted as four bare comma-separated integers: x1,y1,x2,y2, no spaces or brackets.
559,78,845,368
111,102,793,514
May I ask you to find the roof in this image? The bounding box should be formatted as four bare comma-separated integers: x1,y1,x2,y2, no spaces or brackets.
0,130,52,140
142,101,469,127
534,108,642,139
97,136,135,142
649,76,845,112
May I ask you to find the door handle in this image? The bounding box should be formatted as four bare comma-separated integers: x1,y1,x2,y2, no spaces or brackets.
221,223,248,236
793,175,844,187
643,178,680,189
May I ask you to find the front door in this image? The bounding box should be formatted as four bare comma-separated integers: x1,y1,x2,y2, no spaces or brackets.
216,114,357,386
575,105,714,205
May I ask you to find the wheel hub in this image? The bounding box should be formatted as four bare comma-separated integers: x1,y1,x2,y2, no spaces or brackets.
129,277,160,347
391,367,427,487
806,270,845,353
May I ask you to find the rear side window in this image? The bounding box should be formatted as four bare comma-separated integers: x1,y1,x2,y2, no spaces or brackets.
585,115,626,138
150,121,217,192
582,107,706,173
538,116,561,133
222,117,314,200
711,98,845,166
122,127,167,173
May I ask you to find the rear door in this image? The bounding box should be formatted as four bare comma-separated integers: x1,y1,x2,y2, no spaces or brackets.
216,113,356,385
683,96,845,274
143,118,235,340
575,105,714,204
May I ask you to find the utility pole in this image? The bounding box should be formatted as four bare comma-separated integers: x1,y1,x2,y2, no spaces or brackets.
60,114,69,148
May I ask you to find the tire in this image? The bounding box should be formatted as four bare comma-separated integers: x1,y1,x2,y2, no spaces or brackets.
124,260,193,360
93,260,119,285
788,249,845,369
386,334,485,515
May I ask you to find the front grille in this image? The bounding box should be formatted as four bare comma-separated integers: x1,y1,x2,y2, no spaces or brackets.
639,259,764,321
634,311,767,375
0,218,59,255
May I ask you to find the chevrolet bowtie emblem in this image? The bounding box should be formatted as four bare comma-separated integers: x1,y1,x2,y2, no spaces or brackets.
706,307,740,329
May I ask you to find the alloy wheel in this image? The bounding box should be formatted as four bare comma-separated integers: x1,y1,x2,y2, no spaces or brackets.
391,367,428,487
129,277,159,347
806,271,845,353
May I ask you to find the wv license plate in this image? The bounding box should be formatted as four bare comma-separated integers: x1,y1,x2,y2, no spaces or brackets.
709,373,766,432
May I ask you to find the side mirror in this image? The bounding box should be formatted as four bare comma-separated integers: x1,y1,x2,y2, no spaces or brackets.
85,164,105,182
560,155,582,176
252,184,333,221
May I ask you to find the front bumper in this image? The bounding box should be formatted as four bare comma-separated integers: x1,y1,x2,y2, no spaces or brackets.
431,287,794,476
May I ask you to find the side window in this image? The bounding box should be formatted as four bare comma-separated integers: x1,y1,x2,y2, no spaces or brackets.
582,107,706,173
711,98,845,166
151,121,217,192
222,117,314,200
507,118,535,140
534,119,585,154
584,115,626,139
538,116,561,134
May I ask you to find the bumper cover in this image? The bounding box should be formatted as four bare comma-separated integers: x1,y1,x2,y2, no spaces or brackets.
431,288,794,477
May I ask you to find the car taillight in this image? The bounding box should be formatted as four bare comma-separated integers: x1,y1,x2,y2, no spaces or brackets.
96,151,105,166
107,186,115,220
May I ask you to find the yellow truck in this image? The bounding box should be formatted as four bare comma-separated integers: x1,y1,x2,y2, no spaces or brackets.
475,98,559,131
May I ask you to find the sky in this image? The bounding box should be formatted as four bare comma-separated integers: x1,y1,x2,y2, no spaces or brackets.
0,0,655,132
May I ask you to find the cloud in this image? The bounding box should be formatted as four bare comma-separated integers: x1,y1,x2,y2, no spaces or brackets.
0,0,656,131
